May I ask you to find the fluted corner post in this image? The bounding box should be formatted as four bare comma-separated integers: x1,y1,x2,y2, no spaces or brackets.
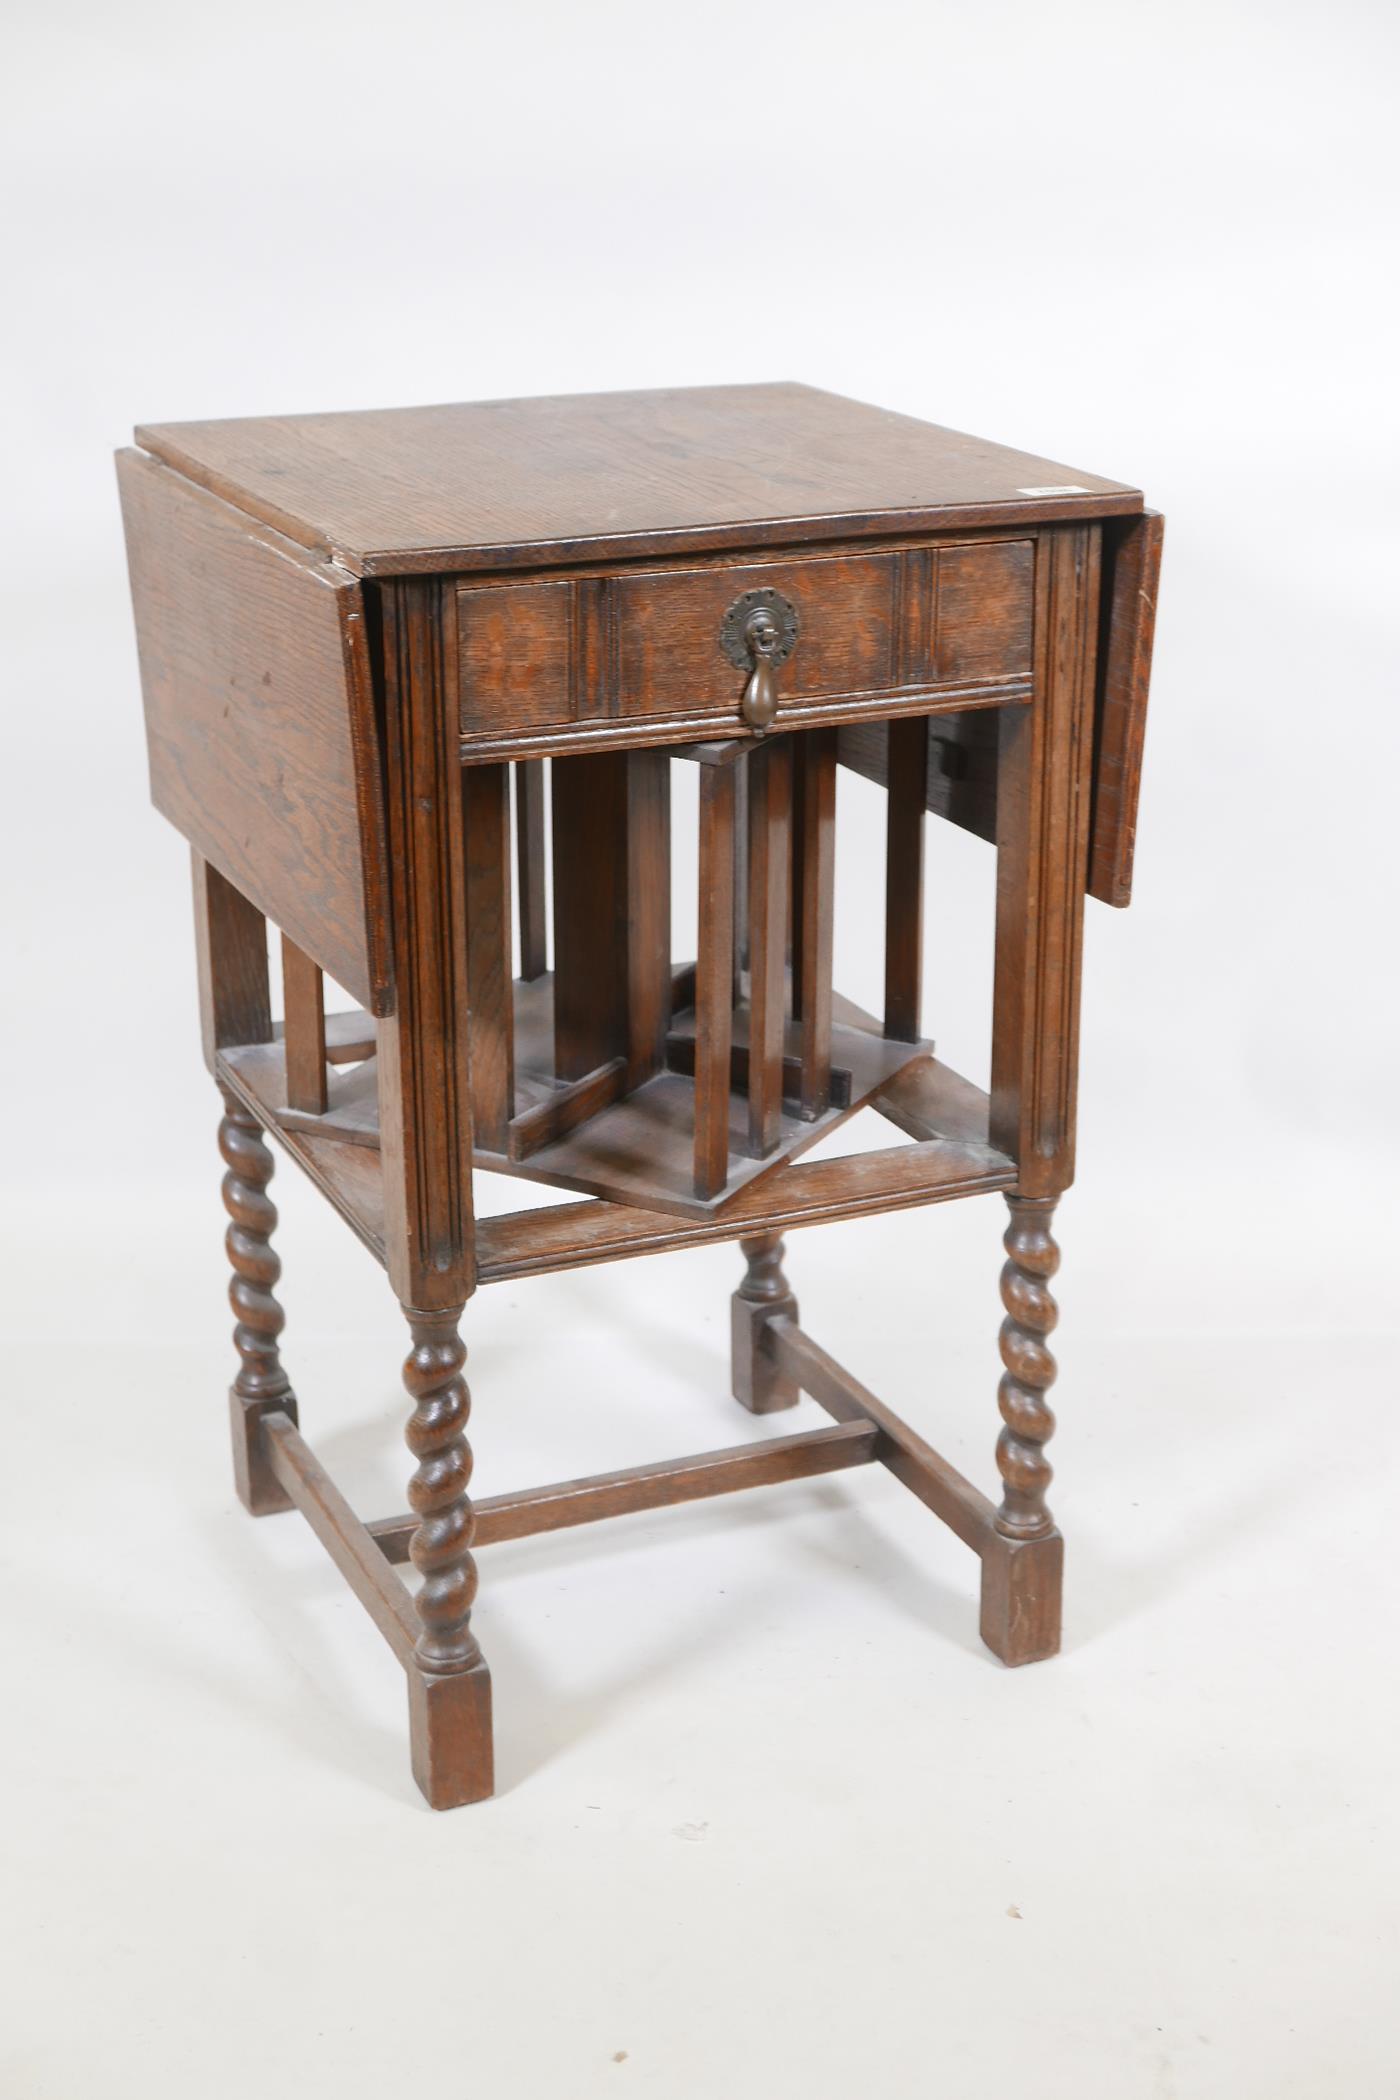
731,1233,801,1414
219,1088,298,1516
980,1195,1064,1666
401,1305,494,1809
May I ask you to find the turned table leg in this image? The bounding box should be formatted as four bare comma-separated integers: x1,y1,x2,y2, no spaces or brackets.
401,1305,494,1809
220,1089,298,1515
731,1232,800,1413
979,1195,1064,1665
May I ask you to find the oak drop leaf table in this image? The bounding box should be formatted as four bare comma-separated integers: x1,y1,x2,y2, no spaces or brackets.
118,384,1162,1808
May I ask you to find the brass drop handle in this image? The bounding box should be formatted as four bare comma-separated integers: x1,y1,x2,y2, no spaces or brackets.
719,586,800,736
740,607,781,734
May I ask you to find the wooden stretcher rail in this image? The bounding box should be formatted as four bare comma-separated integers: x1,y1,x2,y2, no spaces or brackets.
261,1411,420,1666
765,1318,996,1552
367,1419,879,1560
475,1135,1016,1282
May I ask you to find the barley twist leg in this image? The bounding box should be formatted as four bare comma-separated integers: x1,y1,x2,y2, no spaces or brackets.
400,1305,493,1808
220,1090,297,1513
980,1195,1064,1665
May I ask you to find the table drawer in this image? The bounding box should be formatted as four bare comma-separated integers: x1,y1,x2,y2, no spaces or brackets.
457,536,1034,749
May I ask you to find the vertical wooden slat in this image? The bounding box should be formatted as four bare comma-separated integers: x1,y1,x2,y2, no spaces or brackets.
694,765,737,1199
626,751,672,1089
746,739,792,1157
514,760,548,979
191,851,272,1068
789,743,805,983
552,751,669,1090
551,752,629,1082
281,933,329,1113
883,715,929,1042
732,755,750,999
990,524,1100,1193
792,729,836,1118
463,763,513,1151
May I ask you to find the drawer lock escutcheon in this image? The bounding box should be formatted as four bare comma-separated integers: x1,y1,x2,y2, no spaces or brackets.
719,588,799,735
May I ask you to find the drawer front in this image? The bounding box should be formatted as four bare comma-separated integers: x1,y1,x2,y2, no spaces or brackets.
611,551,897,715
457,536,1034,747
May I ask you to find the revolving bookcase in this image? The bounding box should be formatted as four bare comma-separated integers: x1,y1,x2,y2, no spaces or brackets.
118,384,1162,1807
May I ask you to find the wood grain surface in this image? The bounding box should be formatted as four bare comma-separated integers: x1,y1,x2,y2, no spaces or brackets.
135,383,1141,575
456,535,1035,743
1089,509,1164,906
838,513,1161,917
118,448,390,1009
128,381,1163,1808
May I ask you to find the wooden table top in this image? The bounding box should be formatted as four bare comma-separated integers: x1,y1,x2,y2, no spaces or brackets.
134,382,1142,577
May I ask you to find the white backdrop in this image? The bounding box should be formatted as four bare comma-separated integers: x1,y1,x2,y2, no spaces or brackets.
3,4,1397,2096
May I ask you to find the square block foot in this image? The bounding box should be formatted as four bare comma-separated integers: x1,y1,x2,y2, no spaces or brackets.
730,1290,800,1413
979,1529,1063,1666
230,1388,297,1516
408,1659,495,1809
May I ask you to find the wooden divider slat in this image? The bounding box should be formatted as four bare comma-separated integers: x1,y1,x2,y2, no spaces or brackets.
746,739,792,1156
884,715,929,1041
793,729,837,1117
281,933,328,1114
625,751,672,1088
462,763,514,1150
694,765,737,1199
514,759,548,980
551,752,630,1082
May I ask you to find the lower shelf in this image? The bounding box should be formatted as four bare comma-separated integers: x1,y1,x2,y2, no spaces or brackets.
217,1045,1016,1284
234,975,936,1220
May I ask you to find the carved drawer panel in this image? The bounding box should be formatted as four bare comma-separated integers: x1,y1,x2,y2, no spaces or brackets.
456,536,1034,754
